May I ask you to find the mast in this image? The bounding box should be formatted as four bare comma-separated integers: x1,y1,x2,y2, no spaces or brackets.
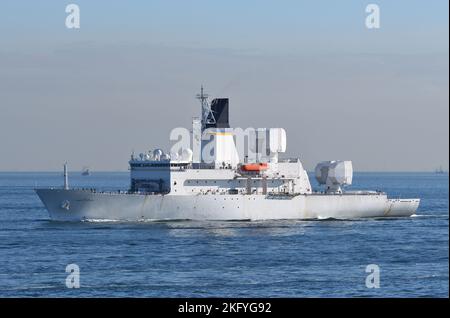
196,85,215,130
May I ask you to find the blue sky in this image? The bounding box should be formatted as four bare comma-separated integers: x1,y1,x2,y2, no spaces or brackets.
1,0,448,53
0,1,448,171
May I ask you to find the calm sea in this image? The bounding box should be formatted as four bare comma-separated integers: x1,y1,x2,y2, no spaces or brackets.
0,172,448,297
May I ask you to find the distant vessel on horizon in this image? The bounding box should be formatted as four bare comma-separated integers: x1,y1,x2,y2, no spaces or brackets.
435,166,447,174
81,167,91,176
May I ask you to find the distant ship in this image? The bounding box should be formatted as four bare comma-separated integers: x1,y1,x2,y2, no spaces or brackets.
435,166,447,174
35,87,420,221
81,167,91,176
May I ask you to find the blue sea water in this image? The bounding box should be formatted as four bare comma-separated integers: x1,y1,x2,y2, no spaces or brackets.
0,172,448,297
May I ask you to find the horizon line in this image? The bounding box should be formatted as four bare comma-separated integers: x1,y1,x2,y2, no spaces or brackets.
0,170,447,174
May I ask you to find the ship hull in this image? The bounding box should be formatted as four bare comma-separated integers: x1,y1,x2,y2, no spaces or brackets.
35,189,420,222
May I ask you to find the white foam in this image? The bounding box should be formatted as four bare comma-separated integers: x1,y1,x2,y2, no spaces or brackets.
82,218,122,223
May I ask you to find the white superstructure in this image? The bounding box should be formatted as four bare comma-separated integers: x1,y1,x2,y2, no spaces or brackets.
35,88,420,221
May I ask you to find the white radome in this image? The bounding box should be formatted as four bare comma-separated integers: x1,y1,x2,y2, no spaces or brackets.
315,160,353,193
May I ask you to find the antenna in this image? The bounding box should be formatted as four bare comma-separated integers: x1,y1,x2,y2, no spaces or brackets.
196,85,215,129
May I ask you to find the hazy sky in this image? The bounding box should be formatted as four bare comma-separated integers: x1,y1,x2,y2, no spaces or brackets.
0,0,448,171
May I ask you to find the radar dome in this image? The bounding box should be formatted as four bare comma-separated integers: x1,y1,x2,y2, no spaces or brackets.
315,160,353,193
153,149,164,160
180,148,193,162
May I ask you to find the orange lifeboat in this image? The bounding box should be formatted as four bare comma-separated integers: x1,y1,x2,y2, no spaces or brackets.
240,163,268,172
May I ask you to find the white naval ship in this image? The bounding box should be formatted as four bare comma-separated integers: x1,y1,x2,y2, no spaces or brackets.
36,88,420,221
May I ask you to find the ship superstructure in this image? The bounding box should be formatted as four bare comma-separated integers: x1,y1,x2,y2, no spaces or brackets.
35,88,420,221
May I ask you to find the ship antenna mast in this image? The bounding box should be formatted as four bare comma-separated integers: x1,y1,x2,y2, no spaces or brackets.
196,85,216,129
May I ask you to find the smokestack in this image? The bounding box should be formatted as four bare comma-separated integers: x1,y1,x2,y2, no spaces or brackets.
205,98,230,129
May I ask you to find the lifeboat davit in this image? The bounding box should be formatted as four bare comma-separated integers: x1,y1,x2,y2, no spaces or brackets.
240,163,268,172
